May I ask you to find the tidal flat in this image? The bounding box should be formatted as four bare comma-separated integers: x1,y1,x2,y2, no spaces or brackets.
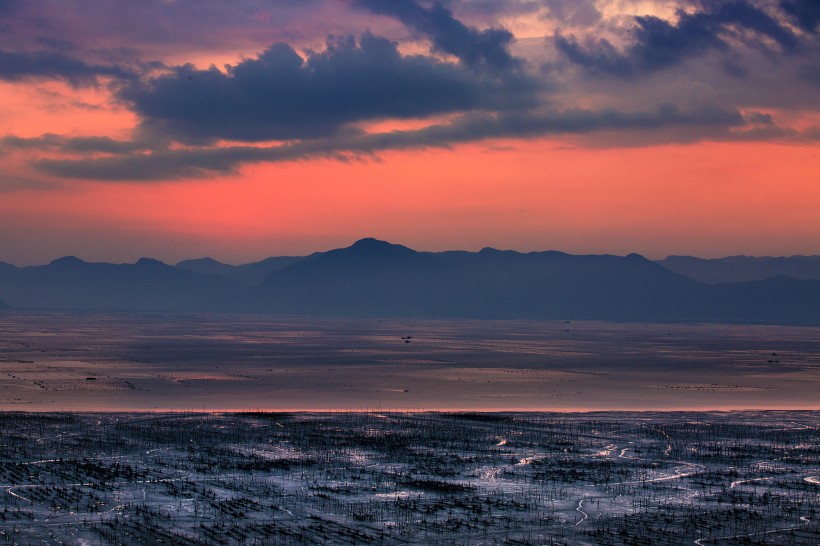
0,411,817,545
0,313,818,544
0,312,819,411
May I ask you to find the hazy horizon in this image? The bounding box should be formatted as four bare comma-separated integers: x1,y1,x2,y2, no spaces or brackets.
4,237,820,268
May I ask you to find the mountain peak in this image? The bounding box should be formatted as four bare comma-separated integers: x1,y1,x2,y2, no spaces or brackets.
177,257,224,267
347,238,414,254
351,237,393,247
49,256,86,267
135,257,166,267
280,238,431,274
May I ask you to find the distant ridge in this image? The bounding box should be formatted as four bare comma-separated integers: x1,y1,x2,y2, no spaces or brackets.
214,240,820,323
0,256,245,311
218,238,731,321
1,239,820,324
658,255,820,284
177,255,311,284
229,238,454,315
175,257,230,275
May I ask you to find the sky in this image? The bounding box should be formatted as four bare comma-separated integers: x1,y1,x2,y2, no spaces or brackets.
0,0,818,265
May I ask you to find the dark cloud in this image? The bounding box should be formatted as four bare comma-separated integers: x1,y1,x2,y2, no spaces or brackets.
35,147,264,181
32,136,374,180
555,1,799,77
781,0,820,33
2,134,153,154
356,0,520,72
3,0,818,187
718,2,798,50
629,11,727,71
0,50,133,85
553,34,636,77
120,33,535,143
32,103,762,181
353,104,749,147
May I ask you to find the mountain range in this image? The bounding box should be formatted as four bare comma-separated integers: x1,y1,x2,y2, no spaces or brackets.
658,255,820,284
176,254,311,285
1,238,819,324
0,256,244,311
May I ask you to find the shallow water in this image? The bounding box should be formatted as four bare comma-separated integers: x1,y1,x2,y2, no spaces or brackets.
0,312,817,411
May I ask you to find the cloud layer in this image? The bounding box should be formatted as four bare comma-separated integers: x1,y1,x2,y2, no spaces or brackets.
554,1,802,77
1,0,819,184
120,33,534,143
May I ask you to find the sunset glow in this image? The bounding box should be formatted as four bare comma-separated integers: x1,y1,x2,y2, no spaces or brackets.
1,0,818,264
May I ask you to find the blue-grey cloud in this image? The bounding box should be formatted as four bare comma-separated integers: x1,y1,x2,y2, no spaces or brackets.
2,134,154,154
32,104,772,181
555,1,799,77
0,50,133,85
3,0,818,187
781,0,820,33
553,34,635,77
356,0,520,72
120,33,537,143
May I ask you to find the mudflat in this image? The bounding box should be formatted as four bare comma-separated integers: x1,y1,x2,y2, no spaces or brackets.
0,411,817,544
0,312,817,411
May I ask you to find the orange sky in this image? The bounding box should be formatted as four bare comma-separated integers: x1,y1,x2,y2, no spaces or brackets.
2,138,818,264
1,0,819,264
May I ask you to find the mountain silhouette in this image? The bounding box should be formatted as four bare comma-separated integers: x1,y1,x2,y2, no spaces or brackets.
220,238,704,320
658,255,820,284
177,255,310,284
175,257,233,276
0,256,245,311
431,247,704,320
228,239,457,315
1,239,820,323
700,275,820,323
